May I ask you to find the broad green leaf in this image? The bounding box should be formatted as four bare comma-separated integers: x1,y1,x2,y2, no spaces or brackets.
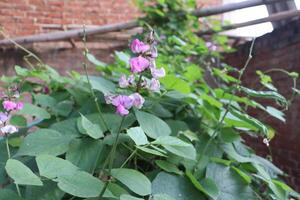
66,139,103,172
200,94,222,108
231,166,251,184
15,65,29,76
57,171,104,198
219,128,240,143
17,129,74,156
120,194,143,200
222,144,253,163
153,136,196,160
87,53,107,67
80,114,104,139
88,76,115,94
265,106,285,122
184,65,202,81
17,103,51,119
186,171,219,200
206,163,258,200
155,160,182,175
34,94,57,108
153,136,191,146
50,118,81,137
153,194,176,200
0,189,25,200
10,115,27,127
137,146,167,157
0,141,9,184
161,75,191,94
36,155,110,198
36,155,78,179
25,181,65,200
135,110,171,139
240,87,287,106
127,127,149,146
152,172,206,200
52,100,73,117
5,159,43,186
111,168,151,196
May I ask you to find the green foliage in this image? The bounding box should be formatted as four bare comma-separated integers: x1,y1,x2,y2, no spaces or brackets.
0,0,299,199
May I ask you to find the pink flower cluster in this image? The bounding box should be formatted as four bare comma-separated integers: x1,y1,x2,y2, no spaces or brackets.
106,36,165,116
2,100,23,111
0,88,24,137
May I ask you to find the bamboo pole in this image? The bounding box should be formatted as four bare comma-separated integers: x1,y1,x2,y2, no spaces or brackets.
0,0,293,46
197,10,300,36
193,0,292,17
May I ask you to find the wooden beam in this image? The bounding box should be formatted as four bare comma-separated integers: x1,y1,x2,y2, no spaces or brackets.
198,10,300,36
193,0,292,17
0,0,292,46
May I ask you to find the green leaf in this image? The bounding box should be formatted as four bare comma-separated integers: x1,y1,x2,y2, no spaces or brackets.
115,51,130,65
88,76,115,95
17,103,51,119
153,194,176,200
153,136,196,160
161,75,191,94
186,171,219,200
219,128,240,143
155,160,182,175
127,127,149,146
50,118,81,137
15,65,29,76
10,115,27,127
240,87,287,106
52,100,73,117
120,194,143,200
184,65,202,81
111,168,151,196
152,172,206,200
265,106,285,122
66,138,103,172
5,159,43,186
25,181,65,200
80,114,104,139
0,189,25,200
34,94,57,108
231,166,251,184
137,146,167,157
200,94,222,108
57,171,104,198
87,53,107,67
135,110,171,139
206,163,258,200
17,129,74,156
36,155,109,198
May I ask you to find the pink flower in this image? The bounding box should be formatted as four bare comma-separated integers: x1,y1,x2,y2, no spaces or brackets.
130,56,150,73
151,47,158,58
116,105,129,116
15,102,24,111
128,75,135,85
112,95,133,109
104,94,115,104
1,125,18,135
119,75,129,88
2,100,17,111
130,93,145,109
151,67,165,79
130,39,150,54
0,112,8,125
149,78,160,92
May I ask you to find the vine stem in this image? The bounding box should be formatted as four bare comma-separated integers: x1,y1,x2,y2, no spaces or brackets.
6,137,21,197
120,149,137,169
98,117,125,199
194,38,256,172
82,25,109,132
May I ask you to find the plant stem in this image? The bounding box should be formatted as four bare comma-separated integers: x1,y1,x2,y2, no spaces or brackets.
6,137,22,197
82,25,109,131
120,149,137,169
98,117,125,199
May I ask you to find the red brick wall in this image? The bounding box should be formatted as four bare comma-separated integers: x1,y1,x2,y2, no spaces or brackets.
0,0,221,37
225,20,300,192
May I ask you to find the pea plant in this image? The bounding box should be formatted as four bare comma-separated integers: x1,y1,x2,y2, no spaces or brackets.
0,0,300,200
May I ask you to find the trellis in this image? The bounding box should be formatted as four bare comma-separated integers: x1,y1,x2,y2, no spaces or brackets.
0,0,298,47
